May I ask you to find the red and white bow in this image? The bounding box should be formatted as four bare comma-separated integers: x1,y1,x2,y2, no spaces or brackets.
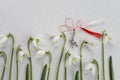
60,18,102,38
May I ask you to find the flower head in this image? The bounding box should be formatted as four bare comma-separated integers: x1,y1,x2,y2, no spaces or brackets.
49,34,62,47
49,33,63,44
85,62,96,76
65,52,80,67
35,49,48,58
18,48,29,62
0,34,9,48
103,31,113,44
32,35,47,50
82,40,96,51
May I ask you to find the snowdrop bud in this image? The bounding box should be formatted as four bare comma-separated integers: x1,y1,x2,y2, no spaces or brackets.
91,65,96,75
66,54,80,67
0,35,8,45
18,50,27,62
52,35,62,43
85,62,96,76
71,56,80,65
83,41,95,50
32,35,47,50
104,31,113,45
32,38,40,48
48,33,58,39
35,50,46,58
85,63,94,71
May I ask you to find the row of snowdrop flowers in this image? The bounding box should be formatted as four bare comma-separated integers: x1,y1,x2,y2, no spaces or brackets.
0,30,113,80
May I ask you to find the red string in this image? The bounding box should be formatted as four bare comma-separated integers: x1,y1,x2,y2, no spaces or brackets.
60,18,102,38
80,27,102,38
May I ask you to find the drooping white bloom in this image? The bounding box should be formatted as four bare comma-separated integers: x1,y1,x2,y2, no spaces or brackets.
18,50,29,62
0,35,8,46
32,35,47,50
103,31,113,45
83,40,96,51
35,49,47,58
52,35,62,43
85,62,96,76
67,54,80,67
49,33,62,44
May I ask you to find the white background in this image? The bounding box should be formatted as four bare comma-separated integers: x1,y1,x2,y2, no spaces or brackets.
0,0,120,80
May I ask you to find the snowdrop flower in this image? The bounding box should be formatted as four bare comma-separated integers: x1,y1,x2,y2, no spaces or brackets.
84,40,94,47
32,35,47,50
83,40,97,51
85,62,96,75
49,33,63,44
0,34,9,48
35,49,47,58
65,51,80,67
16,46,29,62
69,55,80,66
84,41,94,47
18,50,29,62
103,31,113,45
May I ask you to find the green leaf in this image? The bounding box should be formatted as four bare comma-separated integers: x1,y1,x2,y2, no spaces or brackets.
26,63,29,80
109,56,114,80
75,71,79,80
41,64,47,80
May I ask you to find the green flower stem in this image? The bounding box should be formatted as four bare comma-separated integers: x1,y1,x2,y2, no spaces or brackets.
0,51,7,80
16,45,21,80
109,56,114,80
80,40,86,80
64,51,70,80
41,64,47,80
102,31,106,80
92,59,99,80
27,36,33,80
75,71,79,80
46,51,52,80
7,33,15,80
56,32,66,80
26,63,29,80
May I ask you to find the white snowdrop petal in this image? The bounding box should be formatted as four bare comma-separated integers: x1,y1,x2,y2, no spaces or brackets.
104,38,108,44
32,39,37,48
67,57,72,67
32,35,48,50
85,63,93,71
19,56,24,62
0,36,8,45
103,31,113,45
35,50,46,58
92,65,96,76
19,51,25,57
52,36,61,43
48,33,58,39
18,50,26,62
71,56,80,65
